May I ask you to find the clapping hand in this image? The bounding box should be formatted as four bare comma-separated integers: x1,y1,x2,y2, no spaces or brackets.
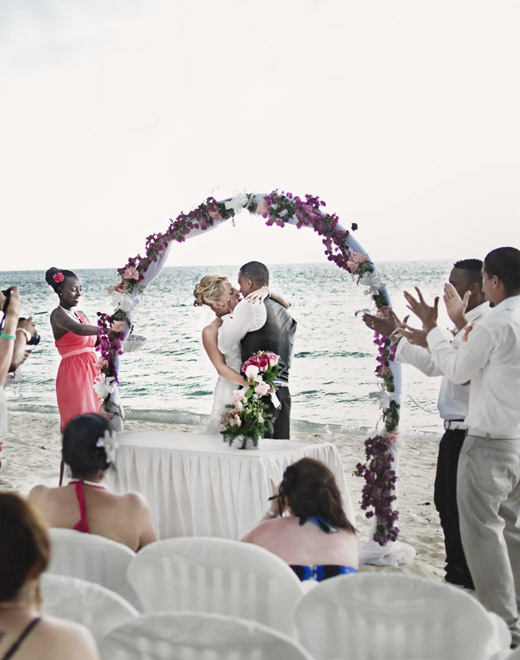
443,283,470,331
403,287,439,332
362,306,402,337
400,323,429,348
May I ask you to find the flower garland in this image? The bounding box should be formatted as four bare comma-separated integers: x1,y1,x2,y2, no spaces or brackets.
98,190,400,544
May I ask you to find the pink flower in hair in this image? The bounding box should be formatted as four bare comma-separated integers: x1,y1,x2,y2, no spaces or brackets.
53,272,65,283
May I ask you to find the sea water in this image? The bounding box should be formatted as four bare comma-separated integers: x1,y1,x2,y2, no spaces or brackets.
1,261,457,438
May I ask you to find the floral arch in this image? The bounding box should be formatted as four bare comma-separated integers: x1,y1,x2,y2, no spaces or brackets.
96,191,403,547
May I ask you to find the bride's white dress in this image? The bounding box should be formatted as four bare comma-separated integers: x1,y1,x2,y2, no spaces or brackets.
206,331,242,435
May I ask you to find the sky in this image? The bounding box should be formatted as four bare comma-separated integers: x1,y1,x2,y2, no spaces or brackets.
1,0,519,272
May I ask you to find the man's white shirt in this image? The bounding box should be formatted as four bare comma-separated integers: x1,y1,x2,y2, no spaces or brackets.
427,295,520,437
217,299,267,355
395,302,490,421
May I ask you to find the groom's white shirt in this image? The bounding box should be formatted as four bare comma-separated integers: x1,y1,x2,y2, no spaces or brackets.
218,299,266,355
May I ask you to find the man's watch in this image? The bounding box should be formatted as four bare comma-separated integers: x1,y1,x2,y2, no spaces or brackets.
389,329,403,345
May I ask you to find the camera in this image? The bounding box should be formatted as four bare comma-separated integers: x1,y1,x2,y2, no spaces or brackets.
1,290,40,346
18,317,41,346
1,288,10,314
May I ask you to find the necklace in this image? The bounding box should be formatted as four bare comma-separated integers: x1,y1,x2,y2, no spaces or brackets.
68,479,107,490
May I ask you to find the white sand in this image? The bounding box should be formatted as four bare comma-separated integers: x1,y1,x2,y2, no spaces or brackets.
0,411,444,582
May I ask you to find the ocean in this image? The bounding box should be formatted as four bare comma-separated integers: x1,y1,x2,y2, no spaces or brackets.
1,261,457,438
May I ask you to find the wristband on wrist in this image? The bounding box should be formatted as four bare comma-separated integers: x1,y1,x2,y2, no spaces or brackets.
0,333,16,340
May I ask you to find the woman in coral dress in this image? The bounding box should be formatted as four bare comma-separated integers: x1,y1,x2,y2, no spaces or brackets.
45,268,101,434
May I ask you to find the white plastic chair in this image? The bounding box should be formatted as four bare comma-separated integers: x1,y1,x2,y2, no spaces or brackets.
127,537,304,635
294,572,511,660
40,573,138,643
47,528,139,608
99,612,315,660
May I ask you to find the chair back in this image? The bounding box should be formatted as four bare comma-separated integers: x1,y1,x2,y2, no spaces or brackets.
127,537,304,635
294,572,510,660
40,573,138,643
99,612,314,660
47,528,139,607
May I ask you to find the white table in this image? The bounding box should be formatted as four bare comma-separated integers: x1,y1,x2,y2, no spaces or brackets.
106,431,354,540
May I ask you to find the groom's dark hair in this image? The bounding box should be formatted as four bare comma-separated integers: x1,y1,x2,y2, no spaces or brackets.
239,261,269,286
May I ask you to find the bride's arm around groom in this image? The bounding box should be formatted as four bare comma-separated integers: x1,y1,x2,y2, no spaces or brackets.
220,261,297,439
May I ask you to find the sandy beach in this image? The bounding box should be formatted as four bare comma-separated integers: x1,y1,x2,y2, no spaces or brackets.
0,410,445,582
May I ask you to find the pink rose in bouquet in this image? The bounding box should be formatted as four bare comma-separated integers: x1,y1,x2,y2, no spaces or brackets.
229,414,242,428
231,389,246,405
244,364,260,380
266,352,279,367
256,353,270,371
255,380,271,397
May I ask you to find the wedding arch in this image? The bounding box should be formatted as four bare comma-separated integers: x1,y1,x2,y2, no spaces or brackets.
95,191,403,548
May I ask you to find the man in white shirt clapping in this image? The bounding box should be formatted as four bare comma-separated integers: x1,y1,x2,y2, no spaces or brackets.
406,246,520,647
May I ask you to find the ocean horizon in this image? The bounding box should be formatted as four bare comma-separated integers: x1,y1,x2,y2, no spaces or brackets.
1,260,456,438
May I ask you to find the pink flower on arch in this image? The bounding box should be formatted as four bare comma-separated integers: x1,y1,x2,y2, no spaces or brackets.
346,251,369,274
255,198,269,217
208,209,223,222
122,266,140,281
110,321,125,333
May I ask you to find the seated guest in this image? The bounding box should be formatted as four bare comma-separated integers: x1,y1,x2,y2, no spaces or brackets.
28,413,157,551
0,492,100,660
242,458,359,582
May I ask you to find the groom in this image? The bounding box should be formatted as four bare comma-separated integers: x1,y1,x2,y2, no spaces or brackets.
218,261,297,439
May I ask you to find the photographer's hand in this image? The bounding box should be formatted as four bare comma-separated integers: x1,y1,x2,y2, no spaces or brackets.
1,286,23,385
10,317,36,372
17,317,36,337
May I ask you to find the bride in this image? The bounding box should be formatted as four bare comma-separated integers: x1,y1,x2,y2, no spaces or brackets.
193,274,288,434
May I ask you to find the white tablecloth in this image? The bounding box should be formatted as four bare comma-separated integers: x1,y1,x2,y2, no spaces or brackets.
106,431,354,540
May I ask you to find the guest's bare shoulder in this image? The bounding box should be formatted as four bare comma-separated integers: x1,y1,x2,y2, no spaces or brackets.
26,616,100,660
119,491,150,510
27,484,52,506
243,517,296,543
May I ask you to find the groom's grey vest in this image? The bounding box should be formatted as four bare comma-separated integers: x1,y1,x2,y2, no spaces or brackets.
241,298,297,385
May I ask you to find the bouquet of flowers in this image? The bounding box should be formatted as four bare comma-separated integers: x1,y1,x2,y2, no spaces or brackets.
220,351,280,449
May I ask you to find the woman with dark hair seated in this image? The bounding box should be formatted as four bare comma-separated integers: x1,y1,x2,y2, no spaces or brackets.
0,492,100,660
242,457,359,582
28,414,156,551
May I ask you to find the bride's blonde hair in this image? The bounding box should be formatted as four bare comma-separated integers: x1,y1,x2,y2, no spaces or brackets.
193,275,229,307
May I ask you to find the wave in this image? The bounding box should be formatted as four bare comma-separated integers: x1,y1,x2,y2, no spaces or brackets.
6,402,440,442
